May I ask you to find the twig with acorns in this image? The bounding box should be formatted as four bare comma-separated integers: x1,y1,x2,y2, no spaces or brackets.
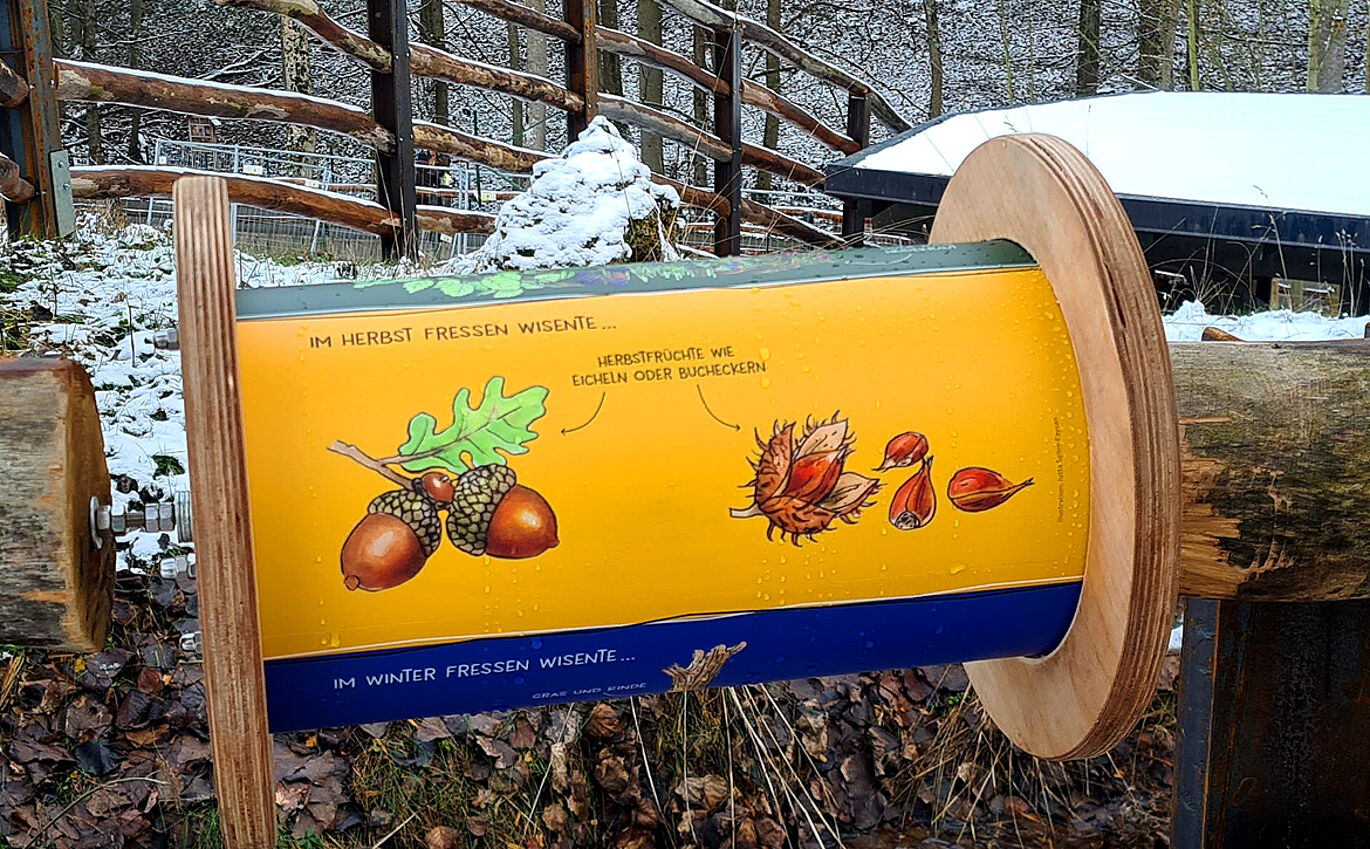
331,377,559,592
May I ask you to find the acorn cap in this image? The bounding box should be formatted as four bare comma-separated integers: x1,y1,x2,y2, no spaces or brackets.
446,464,517,556
369,489,443,556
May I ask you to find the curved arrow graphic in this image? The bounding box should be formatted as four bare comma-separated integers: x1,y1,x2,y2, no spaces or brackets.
697,386,740,430
561,392,606,435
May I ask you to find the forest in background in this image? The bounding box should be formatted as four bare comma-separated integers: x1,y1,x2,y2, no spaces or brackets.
48,0,1370,194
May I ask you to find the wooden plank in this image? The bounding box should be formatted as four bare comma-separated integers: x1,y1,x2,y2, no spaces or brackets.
742,80,859,154
598,94,730,160
712,25,743,256
597,26,728,95
367,0,416,259
454,0,581,42
1174,598,1370,847
0,53,27,106
173,176,276,849
930,135,1181,759
0,358,113,651
742,141,824,186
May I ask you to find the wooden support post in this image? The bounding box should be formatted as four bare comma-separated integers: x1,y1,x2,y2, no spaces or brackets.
712,25,743,256
841,90,870,244
0,0,70,239
367,0,416,260
174,176,276,849
1174,598,1370,848
564,0,598,140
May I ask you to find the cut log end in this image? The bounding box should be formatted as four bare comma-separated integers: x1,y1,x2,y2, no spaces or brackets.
0,359,114,651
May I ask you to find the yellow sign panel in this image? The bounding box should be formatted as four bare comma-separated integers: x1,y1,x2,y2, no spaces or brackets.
239,266,1089,662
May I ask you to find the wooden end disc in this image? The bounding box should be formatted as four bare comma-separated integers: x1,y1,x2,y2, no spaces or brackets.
174,176,276,848
929,135,1181,760
0,358,113,651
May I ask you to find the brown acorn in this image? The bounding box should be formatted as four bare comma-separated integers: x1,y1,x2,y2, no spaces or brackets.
341,488,442,591
446,464,559,559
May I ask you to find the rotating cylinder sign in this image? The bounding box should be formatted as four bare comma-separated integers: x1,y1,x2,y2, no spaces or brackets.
235,249,1091,731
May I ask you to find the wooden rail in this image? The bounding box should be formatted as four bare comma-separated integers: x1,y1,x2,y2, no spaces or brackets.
0,57,27,107
0,151,35,203
71,166,496,236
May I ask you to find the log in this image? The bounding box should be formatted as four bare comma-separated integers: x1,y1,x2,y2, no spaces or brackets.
1173,340,1370,601
70,166,495,236
596,27,729,95
741,142,825,187
0,57,28,107
55,60,395,152
0,358,114,651
740,197,840,245
216,0,581,112
409,44,583,114
654,176,731,218
412,122,546,173
453,0,582,43
599,94,730,160
741,81,859,155
654,0,909,132
0,151,35,203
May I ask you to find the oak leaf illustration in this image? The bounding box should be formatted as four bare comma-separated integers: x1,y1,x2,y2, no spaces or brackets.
397,376,548,474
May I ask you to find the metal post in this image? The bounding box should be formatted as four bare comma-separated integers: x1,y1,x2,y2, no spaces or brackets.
712,25,743,257
367,0,416,260
841,90,871,245
1174,598,1370,848
564,0,598,140
0,0,72,240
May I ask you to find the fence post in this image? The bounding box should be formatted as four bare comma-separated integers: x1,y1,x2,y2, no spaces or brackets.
712,24,743,257
565,0,598,140
0,0,72,241
841,89,870,245
367,0,416,260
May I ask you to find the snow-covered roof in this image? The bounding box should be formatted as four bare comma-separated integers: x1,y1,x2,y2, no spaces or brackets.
833,92,1370,217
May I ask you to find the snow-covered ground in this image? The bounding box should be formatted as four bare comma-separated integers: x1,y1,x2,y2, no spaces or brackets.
2,225,1365,571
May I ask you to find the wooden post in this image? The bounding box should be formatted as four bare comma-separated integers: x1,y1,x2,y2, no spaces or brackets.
1174,598,1370,847
367,0,416,260
841,89,870,244
0,0,71,240
0,358,113,651
564,0,597,140
712,24,743,256
174,176,276,849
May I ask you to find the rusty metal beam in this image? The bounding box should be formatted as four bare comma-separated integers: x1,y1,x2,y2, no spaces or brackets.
0,0,70,239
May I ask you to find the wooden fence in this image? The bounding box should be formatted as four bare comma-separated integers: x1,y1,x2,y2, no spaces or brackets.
0,0,910,257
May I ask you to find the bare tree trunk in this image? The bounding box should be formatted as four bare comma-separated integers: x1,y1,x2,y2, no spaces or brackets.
1075,0,1101,93
756,0,781,191
526,0,548,150
1138,0,1180,87
80,0,101,163
924,0,943,117
999,0,1016,100
126,0,146,162
1186,0,1201,89
598,0,623,97
281,18,318,154
638,0,663,173
1307,0,1350,91
691,24,709,185
418,0,449,125
507,23,524,146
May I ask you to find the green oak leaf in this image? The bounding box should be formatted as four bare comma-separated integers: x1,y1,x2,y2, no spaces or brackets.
397,377,548,474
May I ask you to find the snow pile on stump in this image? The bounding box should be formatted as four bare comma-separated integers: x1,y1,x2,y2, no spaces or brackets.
458,117,680,273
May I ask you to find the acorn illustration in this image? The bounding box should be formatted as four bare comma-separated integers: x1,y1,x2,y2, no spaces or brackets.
446,464,559,559
340,473,451,591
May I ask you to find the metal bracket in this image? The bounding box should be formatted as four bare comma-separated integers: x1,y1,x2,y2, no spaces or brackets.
48,149,73,237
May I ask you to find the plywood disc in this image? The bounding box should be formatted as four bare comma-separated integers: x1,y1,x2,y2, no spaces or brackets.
930,134,1181,759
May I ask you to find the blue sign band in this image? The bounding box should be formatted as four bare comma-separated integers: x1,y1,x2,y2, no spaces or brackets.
263,582,1081,732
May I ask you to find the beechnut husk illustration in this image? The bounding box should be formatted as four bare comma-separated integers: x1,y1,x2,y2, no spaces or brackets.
731,416,1033,544
330,377,557,591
